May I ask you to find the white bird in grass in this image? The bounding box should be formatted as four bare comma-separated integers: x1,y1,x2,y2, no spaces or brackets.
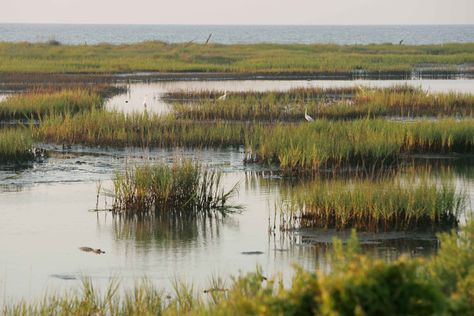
218,90,227,101
304,108,314,122
143,96,148,109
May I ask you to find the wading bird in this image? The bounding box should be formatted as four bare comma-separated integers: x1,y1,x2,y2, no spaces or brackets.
143,96,148,109
304,108,314,122
218,90,227,101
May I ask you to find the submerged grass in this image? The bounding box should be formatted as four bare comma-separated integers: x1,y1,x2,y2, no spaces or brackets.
1,42,474,74
4,221,474,315
279,171,465,232
171,86,474,121
112,160,239,216
0,128,34,164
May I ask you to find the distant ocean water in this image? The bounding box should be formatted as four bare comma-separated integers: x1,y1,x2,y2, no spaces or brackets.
0,24,473,45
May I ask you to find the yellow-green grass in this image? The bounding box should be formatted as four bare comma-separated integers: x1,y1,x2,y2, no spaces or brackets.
4,221,474,315
113,160,239,216
280,172,464,232
33,110,247,148
0,88,104,120
0,128,33,164
171,86,474,121
246,119,474,175
0,42,473,74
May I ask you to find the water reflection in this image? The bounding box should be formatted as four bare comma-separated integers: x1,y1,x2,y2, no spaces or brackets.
111,213,229,251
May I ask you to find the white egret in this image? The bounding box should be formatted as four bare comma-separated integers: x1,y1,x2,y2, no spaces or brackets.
218,90,227,101
304,108,314,122
143,96,148,109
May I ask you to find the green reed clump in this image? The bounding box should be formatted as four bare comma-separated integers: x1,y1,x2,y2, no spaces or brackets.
112,160,239,215
33,110,247,148
0,128,34,164
6,222,474,315
246,118,474,175
0,88,103,120
280,172,465,232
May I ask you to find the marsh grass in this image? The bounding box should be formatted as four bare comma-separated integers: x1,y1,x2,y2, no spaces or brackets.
0,88,103,120
5,222,474,315
170,86,474,121
33,110,247,148
112,160,239,216
0,128,34,164
246,118,474,175
279,171,465,232
1,42,474,74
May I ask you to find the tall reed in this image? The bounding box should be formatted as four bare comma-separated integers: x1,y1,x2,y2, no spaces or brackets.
279,171,465,232
112,160,239,216
246,118,474,175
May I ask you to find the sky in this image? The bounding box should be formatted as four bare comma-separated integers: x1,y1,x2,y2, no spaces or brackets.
1,0,473,25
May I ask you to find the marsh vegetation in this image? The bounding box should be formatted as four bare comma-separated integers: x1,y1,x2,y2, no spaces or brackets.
0,42,473,76
112,160,239,216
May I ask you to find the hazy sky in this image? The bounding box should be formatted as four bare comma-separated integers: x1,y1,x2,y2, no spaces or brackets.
2,0,473,25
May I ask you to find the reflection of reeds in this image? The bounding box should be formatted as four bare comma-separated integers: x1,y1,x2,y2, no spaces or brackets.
0,128,33,163
112,211,223,247
279,171,465,232
112,160,239,215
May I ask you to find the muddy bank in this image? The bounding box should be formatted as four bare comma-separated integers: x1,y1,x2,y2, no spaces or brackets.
1,70,473,91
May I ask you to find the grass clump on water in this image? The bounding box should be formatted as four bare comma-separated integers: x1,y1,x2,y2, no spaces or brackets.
112,160,239,216
279,171,465,232
0,128,34,164
4,221,474,315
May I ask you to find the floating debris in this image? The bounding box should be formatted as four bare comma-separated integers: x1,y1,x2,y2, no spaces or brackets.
79,246,105,254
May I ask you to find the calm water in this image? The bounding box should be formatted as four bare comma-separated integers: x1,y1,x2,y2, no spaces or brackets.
1,24,474,45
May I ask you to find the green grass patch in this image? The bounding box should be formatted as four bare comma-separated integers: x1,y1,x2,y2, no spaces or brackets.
0,128,34,164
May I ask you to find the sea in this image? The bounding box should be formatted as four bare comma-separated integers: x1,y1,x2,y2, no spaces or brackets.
0,24,473,45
